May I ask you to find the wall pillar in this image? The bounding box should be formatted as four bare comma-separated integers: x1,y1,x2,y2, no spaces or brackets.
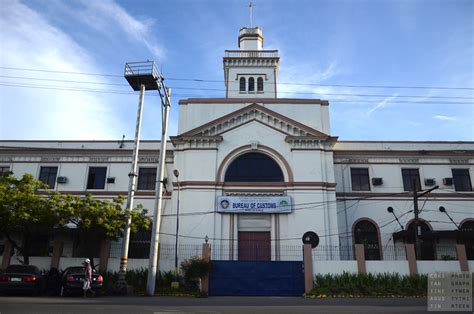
303,244,313,294
1,240,13,270
201,243,211,295
405,244,418,275
50,239,63,270
455,244,469,272
354,244,366,274
99,239,111,273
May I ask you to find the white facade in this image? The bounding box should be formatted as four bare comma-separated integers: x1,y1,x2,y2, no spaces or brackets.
1,26,473,271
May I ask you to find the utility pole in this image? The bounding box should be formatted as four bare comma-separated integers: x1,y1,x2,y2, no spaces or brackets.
173,169,180,271
123,61,166,295
412,180,439,261
118,83,145,287
412,179,421,261
146,86,171,296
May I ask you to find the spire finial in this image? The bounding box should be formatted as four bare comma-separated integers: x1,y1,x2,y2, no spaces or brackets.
249,0,253,28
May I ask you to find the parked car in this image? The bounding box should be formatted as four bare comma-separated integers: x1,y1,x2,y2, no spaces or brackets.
59,266,103,296
0,265,45,295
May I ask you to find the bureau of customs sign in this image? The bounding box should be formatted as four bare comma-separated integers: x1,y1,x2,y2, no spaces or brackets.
217,196,292,213
428,272,472,312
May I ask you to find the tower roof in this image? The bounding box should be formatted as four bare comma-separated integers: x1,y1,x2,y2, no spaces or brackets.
238,27,264,49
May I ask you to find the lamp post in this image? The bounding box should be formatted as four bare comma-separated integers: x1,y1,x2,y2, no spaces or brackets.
439,206,460,230
173,169,180,270
387,207,404,231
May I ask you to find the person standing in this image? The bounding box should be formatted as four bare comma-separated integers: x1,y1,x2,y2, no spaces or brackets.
83,258,95,297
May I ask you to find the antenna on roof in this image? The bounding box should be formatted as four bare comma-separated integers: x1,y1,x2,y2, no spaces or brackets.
249,0,253,28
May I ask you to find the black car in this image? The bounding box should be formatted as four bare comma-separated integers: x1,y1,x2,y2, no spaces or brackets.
59,266,103,296
0,265,45,295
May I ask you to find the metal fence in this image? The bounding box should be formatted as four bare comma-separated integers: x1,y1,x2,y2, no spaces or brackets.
209,243,304,261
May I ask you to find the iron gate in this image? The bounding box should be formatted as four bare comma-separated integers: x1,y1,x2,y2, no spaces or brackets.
208,260,304,296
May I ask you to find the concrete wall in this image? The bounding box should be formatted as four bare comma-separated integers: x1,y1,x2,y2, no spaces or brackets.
417,261,461,274
366,261,410,275
312,260,467,277
178,102,331,135
313,261,358,275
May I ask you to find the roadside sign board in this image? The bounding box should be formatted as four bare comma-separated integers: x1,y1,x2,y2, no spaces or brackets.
217,196,292,213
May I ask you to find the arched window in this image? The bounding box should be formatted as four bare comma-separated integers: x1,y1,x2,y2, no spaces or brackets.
225,152,284,182
460,221,474,260
353,220,381,260
257,77,264,92
239,77,246,92
248,77,255,92
406,221,435,260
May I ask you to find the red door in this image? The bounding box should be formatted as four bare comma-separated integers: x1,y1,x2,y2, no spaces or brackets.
238,231,271,261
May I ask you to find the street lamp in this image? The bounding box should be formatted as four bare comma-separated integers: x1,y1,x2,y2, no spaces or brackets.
173,169,180,270
439,206,460,230
387,207,404,230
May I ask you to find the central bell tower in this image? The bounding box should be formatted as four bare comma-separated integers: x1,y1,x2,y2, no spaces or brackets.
223,27,280,98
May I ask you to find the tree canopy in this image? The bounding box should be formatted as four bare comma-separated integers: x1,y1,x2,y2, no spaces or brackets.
0,173,151,265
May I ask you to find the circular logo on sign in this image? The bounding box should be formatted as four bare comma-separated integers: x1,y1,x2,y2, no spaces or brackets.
220,199,230,209
278,199,289,206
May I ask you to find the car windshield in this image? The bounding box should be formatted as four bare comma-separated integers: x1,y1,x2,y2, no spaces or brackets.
5,265,39,274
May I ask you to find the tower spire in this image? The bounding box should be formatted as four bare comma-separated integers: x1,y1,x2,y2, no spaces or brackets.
249,0,253,28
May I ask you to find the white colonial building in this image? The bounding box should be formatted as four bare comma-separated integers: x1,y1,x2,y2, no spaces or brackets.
1,26,473,275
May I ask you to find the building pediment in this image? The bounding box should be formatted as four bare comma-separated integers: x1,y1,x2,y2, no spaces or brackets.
171,104,335,146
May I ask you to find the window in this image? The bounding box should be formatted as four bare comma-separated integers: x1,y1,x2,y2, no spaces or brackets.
406,221,435,260
460,221,474,260
128,229,151,258
29,235,51,257
239,77,246,92
353,220,381,260
351,168,370,191
402,168,421,191
39,166,58,189
0,166,10,176
86,167,107,189
137,167,157,190
225,152,284,182
257,77,264,92
248,77,255,92
452,169,472,191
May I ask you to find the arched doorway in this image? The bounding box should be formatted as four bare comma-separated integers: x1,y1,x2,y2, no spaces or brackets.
224,152,284,182
406,220,435,260
460,220,474,260
225,152,284,261
353,219,381,260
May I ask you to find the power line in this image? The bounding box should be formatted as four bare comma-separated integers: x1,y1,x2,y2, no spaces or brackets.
1,74,473,100
2,82,473,105
2,66,473,91
0,66,123,78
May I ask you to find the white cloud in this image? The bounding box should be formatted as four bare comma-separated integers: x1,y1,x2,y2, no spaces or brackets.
366,94,399,115
0,0,123,139
77,0,164,59
277,60,341,98
433,115,457,121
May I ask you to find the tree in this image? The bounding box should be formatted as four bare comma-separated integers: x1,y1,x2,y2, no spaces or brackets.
0,174,151,265
59,194,151,261
0,174,67,265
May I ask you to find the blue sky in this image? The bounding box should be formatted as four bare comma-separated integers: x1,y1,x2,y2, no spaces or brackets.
0,0,473,141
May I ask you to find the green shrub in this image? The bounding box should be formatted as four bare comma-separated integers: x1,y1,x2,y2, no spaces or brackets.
180,256,212,287
100,269,187,295
309,272,428,297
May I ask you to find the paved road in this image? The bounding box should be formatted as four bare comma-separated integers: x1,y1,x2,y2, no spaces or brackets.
0,296,446,314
